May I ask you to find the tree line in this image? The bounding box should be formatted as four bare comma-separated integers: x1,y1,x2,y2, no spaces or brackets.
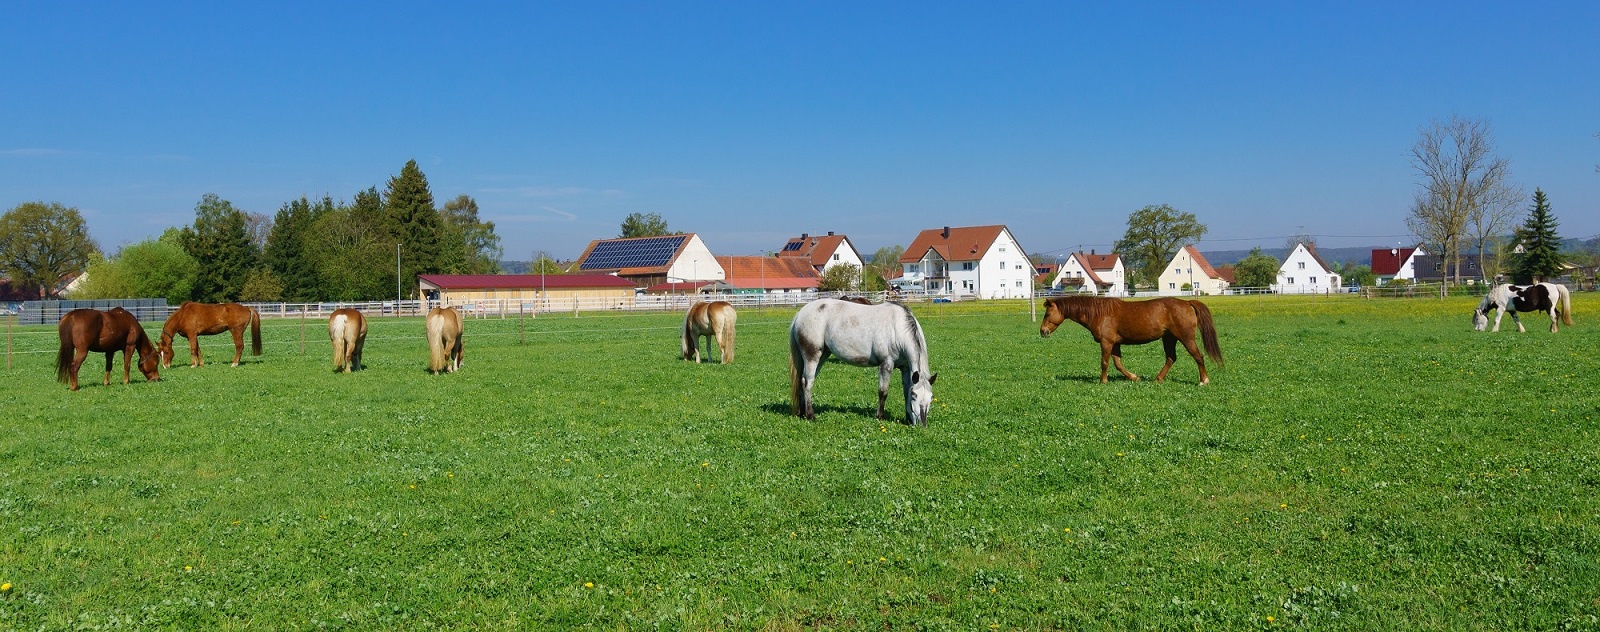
0,160,502,303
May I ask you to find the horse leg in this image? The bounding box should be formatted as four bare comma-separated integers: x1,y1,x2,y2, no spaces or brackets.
231,327,245,366
103,351,115,386
1098,342,1113,383
69,347,87,390
877,365,892,420
122,344,135,384
1491,308,1503,332
1110,343,1139,382
1178,335,1209,385
1510,312,1525,333
188,334,203,367
1155,336,1178,383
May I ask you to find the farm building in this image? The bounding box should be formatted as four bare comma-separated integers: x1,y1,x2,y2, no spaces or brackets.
716,256,820,294
1274,243,1343,294
573,234,724,288
1156,246,1227,296
777,232,864,275
1051,251,1128,296
1411,254,1487,284
1371,244,1428,285
898,225,1032,299
417,274,639,313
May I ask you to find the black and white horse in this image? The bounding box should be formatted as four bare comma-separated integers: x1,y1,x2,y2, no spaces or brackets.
1473,283,1573,333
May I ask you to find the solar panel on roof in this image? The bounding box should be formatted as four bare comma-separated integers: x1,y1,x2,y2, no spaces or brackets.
580,235,688,270
782,242,803,251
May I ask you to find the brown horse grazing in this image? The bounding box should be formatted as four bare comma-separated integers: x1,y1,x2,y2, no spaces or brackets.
56,308,161,391
157,302,262,368
425,307,464,374
682,301,737,364
1040,296,1223,385
328,308,368,373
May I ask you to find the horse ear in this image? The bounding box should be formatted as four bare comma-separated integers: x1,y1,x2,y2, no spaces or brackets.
929,373,937,385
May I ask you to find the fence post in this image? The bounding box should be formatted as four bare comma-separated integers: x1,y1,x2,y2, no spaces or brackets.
299,310,306,354
6,318,11,370
520,301,526,345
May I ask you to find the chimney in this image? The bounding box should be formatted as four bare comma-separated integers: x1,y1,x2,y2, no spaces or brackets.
941,226,950,238
827,231,834,236
800,233,808,240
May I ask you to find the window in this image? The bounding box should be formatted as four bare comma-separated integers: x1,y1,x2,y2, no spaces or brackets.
1015,281,1023,287
1310,276,1317,284
832,253,840,261
1287,277,1295,284
1169,283,1176,289
998,260,1006,269
961,262,974,271
1298,262,1306,270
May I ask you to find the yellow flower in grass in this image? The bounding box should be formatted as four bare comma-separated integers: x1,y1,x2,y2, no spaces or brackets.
1,582,12,592
584,582,595,589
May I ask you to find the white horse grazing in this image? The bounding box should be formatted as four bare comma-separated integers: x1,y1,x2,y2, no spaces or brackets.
1474,283,1573,333
789,298,937,426
682,301,736,364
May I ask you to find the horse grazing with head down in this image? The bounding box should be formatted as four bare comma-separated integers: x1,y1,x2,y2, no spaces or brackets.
328,308,368,373
682,301,737,364
425,307,464,374
789,298,937,426
56,308,161,391
158,302,262,368
1040,296,1223,385
1474,283,1572,333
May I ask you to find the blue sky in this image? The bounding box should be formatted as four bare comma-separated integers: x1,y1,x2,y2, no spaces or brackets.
4,2,1597,262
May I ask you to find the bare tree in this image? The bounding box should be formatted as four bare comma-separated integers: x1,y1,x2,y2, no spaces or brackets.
1406,116,1518,288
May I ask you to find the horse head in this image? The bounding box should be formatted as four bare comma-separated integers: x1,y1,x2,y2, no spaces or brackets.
1039,299,1065,337
155,334,174,368
908,370,937,426
138,349,161,382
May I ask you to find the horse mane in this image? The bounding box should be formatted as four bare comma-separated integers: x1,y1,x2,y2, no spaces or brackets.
1049,296,1112,325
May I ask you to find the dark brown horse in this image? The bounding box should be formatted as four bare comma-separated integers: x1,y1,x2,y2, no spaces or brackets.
56,308,161,391
1040,296,1223,385
157,302,262,368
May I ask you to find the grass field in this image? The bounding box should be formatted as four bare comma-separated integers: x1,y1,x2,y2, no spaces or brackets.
1,295,1597,630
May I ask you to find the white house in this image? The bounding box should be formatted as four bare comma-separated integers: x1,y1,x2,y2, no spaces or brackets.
1274,243,1342,294
898,225,1032,299
1051,251,1128,297
1371,244,1427,286
574,233,725,287
777,232,865,275
1156,245,1228,296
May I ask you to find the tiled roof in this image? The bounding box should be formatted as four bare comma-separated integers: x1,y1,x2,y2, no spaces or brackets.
1183,245,1222,279
715,256,817,279
1371,245,1421,276
418,274,637,290
900,225,1008,263
778,233,856,268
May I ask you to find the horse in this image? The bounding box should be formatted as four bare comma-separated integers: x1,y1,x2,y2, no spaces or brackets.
157,301,262,368
328,308,368,373
425,306,464,374
789,298,937,426
682,301,737,364
55,308,161,391
1040,296,1223,385
1474,283,1573,333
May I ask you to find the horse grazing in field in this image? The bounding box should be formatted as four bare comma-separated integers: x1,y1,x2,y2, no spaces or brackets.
425,307,464,374
682,301,737,364
789,298,937,426
56,308,161,391
1474,283,1573,333
157,302,262,368
328,308,368,373
1040,296,1223,385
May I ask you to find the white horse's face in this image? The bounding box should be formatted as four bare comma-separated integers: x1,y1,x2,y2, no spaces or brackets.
1472,310,1489,331
908,371,937,426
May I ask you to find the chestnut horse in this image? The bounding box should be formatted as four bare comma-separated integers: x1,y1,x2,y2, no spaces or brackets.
328,308,368,373
682,301,737,364
56,308,161,391
425,306,464,374
1040,296,1223,385
157,302,262,368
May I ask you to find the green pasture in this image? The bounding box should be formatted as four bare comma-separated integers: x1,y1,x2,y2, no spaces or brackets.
1,295,1597,630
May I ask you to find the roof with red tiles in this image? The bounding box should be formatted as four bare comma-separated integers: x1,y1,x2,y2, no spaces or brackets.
418,274,637,290
899,225,1009,263
777,232,859,268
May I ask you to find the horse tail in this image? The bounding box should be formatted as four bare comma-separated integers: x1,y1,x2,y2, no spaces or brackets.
1559,284,1574,325
682,304,697,360
55,322,75,384
250,308,263,356
426,312,445,373
1191,301,1224,368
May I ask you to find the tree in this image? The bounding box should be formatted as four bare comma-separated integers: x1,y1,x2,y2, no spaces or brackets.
305,192,394,301
72,253,133,299
1512,189,1563,283
264,196,334,301
239,268,285,302
866,245,904,287
619,212,671,238
384,160,444,294
1113,204,1207,286
180,194,260,302
1406,116,1518,287
1334,262,1375,288
0,201,100,298
817,263,861,292
121,235,198,303
442,194,503,274
1233,248,1279,289
529,250,565,275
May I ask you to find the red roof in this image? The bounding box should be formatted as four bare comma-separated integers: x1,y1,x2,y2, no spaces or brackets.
1182,245,1222,279
778,232,857,268
900,225,1011,263
418,274,637,290
726,277,818,290
1371,245,1421,276
715,255,817,279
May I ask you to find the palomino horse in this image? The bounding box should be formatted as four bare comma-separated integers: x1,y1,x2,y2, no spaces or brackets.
1474,283,1573,333
682,301,737,364
328,308,368,372
56,308,161,391
789,298,937,426
1040,296,1223,385
425,307,464,374
157,302,262,368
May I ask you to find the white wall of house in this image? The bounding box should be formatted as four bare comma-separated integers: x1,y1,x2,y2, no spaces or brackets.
1051,254,1126,296
1273,243,1343,294
1157,249,1226,296
1393,246,1427,282
819,240,864,274
1052,256,1097,293
666,235,726,282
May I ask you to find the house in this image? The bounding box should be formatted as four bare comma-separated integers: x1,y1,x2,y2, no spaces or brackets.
1274,243,1343,294
1371,244,1428,285
1051,251,1128,297
1156,246,1227,296
715,255,820,294
1033,262,1059,289
777,232,864,275
573,234,724,288
898,225,1032,299
1411,254,1486,284
417,274,639,312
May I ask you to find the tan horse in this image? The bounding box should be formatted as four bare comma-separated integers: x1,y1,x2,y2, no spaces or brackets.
425,307,464,374
157,302,262,368
682,301,737,364
328,308,368,373
1040,296,1223,385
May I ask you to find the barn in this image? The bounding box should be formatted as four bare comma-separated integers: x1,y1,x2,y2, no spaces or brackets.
417,274,639,313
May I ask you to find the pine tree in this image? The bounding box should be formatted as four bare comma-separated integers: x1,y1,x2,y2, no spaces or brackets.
264,196,333,301
383,161,444,295
180,194,259,301
1512,189,1562,283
